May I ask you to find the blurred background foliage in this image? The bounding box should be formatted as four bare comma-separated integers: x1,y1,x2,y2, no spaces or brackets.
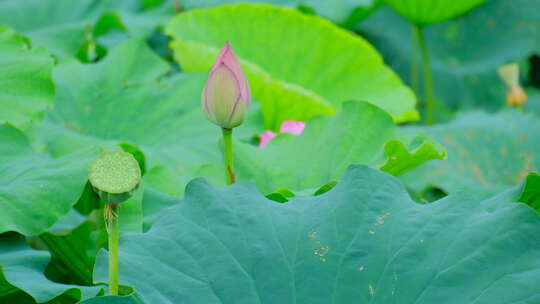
0,0,539,302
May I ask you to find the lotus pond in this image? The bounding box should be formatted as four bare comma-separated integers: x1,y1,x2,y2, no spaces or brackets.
0,0,539,303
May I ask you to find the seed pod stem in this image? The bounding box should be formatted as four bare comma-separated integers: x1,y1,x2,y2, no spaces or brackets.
105,203,120,296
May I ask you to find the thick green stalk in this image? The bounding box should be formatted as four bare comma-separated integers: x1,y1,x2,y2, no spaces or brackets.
222,128,236,185
106,204,119,295
410,24,420,94
415,24,435,125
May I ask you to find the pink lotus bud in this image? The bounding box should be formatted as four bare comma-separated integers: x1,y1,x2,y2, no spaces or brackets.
202,42,250,129
259,120,306,147
279,120,305,135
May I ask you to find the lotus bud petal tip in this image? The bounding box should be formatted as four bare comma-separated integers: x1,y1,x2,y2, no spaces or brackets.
202,42,250,129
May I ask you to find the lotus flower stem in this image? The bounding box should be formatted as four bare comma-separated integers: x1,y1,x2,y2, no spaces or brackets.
105,203,120,295
222,128,236,185
415,24,435,125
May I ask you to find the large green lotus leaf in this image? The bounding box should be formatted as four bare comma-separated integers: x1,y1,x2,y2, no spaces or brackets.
0,0,111,57
0,124,96,236
41,228,96,289
379,134,447,176
519,173,540,212
166,3,418,130
0,0,172,57
302,0,382,27
0,233,101,303
0,291,82,304
384,0,488,26
78,295,143,304
401,110,540,199
0,268,17,298
180,0,380,27
0,27,54,127
524,88,540,116
141,185,181,231
359,0,540,111
234,101,444,194
93,165,540,303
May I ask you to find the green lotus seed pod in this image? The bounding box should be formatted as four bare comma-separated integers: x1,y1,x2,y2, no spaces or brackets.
88,150,141,204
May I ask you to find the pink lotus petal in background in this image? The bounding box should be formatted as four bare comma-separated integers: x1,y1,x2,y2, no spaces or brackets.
259,130,277,148
259,120,306,148
279,120,305,135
